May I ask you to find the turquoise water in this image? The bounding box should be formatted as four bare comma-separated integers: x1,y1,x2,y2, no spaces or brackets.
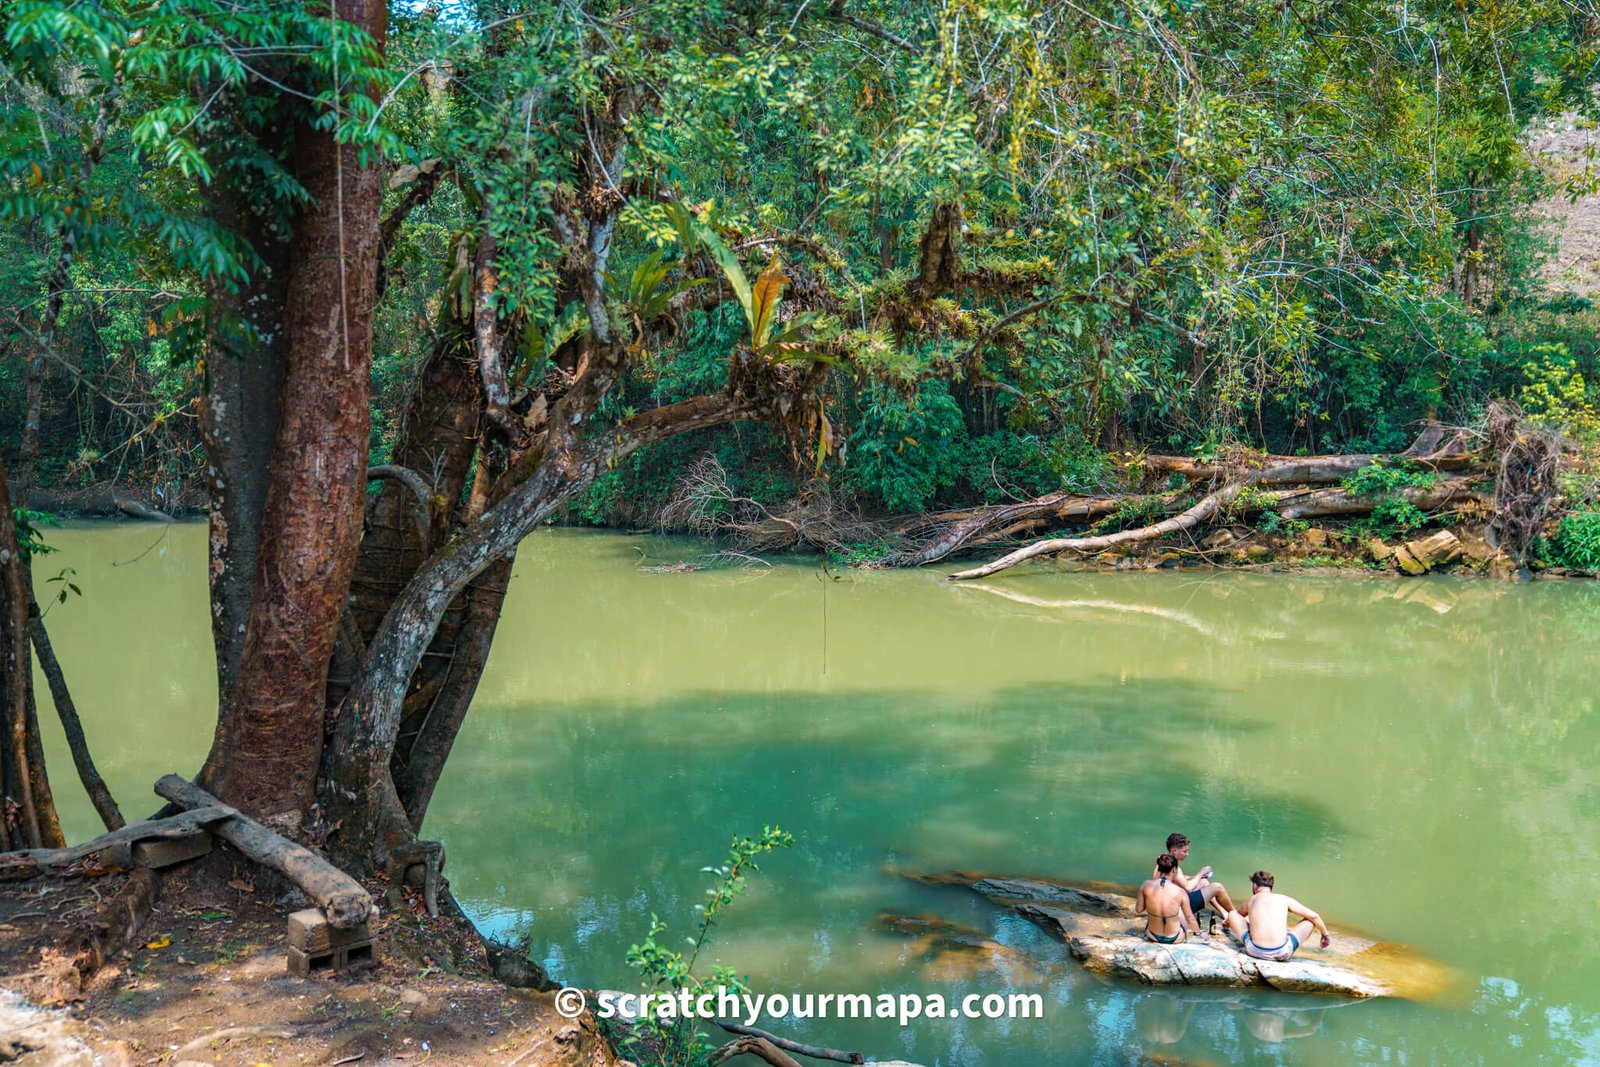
32,523,1600,1064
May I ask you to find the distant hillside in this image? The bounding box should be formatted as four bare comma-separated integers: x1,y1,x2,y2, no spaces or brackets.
1532,122,1600,296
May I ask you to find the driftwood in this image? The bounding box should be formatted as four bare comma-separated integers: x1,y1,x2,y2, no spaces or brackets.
714,1022,864,1064
944,446,1486,581
708,1036,806,1067
0,805,233,880
154,774,373,928
898,493,1132,566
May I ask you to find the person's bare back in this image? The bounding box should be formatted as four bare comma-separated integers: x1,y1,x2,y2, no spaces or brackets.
1224,870,1329,962
1136,853,1200,943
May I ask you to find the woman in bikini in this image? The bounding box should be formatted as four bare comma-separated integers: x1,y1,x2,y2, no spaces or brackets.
1135,852,1202,943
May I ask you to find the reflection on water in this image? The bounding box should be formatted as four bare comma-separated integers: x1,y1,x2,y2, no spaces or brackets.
30,524,1600,1065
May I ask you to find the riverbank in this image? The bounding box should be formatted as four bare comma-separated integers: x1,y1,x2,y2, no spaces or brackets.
0,863,618,1067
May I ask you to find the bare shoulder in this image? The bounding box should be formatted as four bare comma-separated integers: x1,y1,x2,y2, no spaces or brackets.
1280,893,1313,914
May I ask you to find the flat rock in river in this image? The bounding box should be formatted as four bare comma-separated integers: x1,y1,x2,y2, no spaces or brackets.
900,871,1453,1001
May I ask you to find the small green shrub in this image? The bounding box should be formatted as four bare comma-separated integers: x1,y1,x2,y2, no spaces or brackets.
1520,343,1600,442
1340,460,1437,498
1550,512,1600,570
1341,461,1437,539
617,826,794,1067
827,537,902,568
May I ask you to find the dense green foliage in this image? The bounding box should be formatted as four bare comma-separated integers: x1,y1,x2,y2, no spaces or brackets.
1550,510,1600,569
4,0,1599,523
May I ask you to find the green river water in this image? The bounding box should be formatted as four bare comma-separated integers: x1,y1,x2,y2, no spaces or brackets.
27,522,1600,1065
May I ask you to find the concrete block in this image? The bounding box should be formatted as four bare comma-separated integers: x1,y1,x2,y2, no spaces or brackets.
285,938,377,978
287,907,376,953
130,831,213,869
336,939,377,971
286,943,335,978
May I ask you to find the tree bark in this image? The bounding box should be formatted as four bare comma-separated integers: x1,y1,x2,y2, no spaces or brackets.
210,0,388,820
0,455,64,849
326,388,763,866
195,191,290,794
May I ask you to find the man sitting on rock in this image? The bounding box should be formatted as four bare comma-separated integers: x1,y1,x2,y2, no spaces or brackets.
1223,870,1332,962
1135,852,1203,943
1160,832,1237,933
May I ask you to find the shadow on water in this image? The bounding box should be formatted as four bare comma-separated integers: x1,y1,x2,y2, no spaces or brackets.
426,679,1375,1064
434,679,1348,921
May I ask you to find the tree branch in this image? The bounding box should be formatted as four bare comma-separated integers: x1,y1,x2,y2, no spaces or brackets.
26,591,123,831
377,159,445,299
714,1022,864,1064
367,464,433,544
826,2,920,54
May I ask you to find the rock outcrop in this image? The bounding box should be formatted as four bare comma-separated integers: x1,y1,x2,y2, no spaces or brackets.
899,871,1453,1000
1394,530,1463,575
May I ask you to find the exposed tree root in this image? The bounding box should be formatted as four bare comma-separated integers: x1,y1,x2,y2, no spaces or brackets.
708,1036,806,1067
896,493,1134,566
1487,401,1565,564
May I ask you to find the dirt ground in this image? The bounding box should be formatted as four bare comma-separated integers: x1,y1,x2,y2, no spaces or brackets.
0,860,620,1067
1530,119,1600,296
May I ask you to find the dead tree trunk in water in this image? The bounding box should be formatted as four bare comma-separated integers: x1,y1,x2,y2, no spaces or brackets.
27,590,123,831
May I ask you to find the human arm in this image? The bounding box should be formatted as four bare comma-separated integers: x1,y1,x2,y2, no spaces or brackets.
1286,897,1330,941
1181,889,1201,934
1167,865,1208,892
1134,883,1147,917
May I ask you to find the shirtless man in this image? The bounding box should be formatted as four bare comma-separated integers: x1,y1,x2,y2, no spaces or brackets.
1223,870,1331,962
1160,832,1237,929
1135,852,1202,944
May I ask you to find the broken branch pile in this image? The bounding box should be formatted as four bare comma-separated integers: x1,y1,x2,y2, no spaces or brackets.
893,428,1514,580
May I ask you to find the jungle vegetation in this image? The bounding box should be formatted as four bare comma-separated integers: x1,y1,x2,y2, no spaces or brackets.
2,0,1599,936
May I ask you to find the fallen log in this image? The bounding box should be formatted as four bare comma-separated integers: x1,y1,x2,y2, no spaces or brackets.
1275,478,1486,521
66,866,158,988
946,449,1483,581
0,805,233,881
709,1036,806,1067
899,493,1135,566
714,1022,864,1064
154,774,373,928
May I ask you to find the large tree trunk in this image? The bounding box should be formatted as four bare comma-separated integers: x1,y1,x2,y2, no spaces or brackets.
330,334,513,833
0,454,64,849
195,203,289,794
325,387,762,867
207,0,387,820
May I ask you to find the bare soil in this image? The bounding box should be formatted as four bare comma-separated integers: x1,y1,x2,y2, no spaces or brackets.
1530,120,1600,296
0,860,618,1067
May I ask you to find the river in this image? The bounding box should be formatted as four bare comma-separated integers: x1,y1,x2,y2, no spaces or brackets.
28,522,1600,1064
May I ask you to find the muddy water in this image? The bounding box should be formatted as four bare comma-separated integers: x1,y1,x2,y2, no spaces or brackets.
32,523,1600,1065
